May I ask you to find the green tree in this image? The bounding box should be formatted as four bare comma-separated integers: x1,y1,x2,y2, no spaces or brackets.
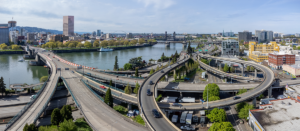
104,88,113,107
0,43,7,50
138,38,146,44
155,65,160,72
149,68,154,75
123,63,132,70
40,76,48,82
230,66,235,73
109,80,113,86
114,56,119,71
84,41,92,48
258,94,264,100
93,40,100,47
0,77,6,97
60,105,73,121
203,83,220,101
135,68,139,77
238,103,254,119
133,82,140,94
201,58,209,65
124,40,129,46
113,105,128,114
223,63,229,72
178,72,181,79
246,66,250,72
59,119,78,131
100,40,108,47
207,108,226,123
237,88,247,95
76,43,84,48
51,108,62,126
23,123,37,131
11,44,20,50
68,43,75,48
161,53,165,61
173,72,177,80
209,122,235,131
23,123,29,131
124,84,132,94
250,66,255,72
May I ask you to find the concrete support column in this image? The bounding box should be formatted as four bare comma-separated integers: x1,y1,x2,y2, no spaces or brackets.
173,69,176,77
180,92,182,98
253,98,256,108
241,64,244,77
155,85,157,98
224,78,227,82
255,69,257,78
219,63,222,70
268,86,273,98
165,75,168,82
127,104,132,110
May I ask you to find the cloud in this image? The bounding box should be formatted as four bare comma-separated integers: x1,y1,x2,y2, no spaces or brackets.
29,10,60,19
137,0,175,9
0,7,14,15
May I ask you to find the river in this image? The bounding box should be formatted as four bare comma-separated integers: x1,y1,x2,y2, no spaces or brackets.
0,43,195,87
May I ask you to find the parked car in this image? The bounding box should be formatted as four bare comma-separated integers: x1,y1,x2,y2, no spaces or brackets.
147,89,152,96
152,109,160,118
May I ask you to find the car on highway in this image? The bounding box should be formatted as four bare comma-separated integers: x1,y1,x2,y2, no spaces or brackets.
149,81,154,85
172,103,181,106
233,96,240,100
53,56,55,58
291,78,297,80
147,89,152,96
152,109,160,118
58,59,60,61
161,70,164,73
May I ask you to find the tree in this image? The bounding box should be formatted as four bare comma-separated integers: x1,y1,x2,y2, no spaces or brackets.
135,68,139,77
68,43,75,48
209,122,235,131
238,103,254,119
201,58,209,65
108,40,114,47
109,80,113,86
114,56,119,71
124,40,129,46
40,76,48,82
123,63,132,70
51,108,62,126
203,83,220,101
138,38,146,44
124,84,132,94
57,42,64,48
173,72,177,80
187,41,193,54
161,53,165,61
230,66,235,73
76,43,84,48
23,123,29,131
100,40,108,47
11,44,20,50
178,71,181,79
250,66,255,72
0,43,8,50
23,123,37,131
246,66,250,72
60,105,73,121
149,68,154,75
207,108,226,123
93,40,100,47
104,88,113,107
0,77,6,97
223,63,229,72
59,119,78,131
155,65,160,72
84,41,92,48
237,88,247,95
129,56,143,69
133,82,140,94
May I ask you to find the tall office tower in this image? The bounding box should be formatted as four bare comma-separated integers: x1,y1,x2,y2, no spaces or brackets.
92,31,96,37
20,28,25,36
8,21,17,28
97,30,101,36
238,31,252,42
27,33,35,41
255,30,273,43
173,32,176,40
273,32,279,38
126,33,133,39
63,16,74,36
0,24,9,44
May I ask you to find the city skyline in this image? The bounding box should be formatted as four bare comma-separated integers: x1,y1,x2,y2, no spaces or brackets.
0,0,299,34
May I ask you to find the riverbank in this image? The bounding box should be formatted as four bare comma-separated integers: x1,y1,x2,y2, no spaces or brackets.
0,51,26,55
51,43,156,53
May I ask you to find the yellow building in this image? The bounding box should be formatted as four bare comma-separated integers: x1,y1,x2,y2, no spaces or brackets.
249,41,280,62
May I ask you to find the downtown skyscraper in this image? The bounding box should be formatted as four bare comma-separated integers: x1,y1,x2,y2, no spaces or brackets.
63,16,74,36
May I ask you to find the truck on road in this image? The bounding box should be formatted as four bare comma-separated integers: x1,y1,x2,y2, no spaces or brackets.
180,111,188,123
172,115,178,123
179,97,195,103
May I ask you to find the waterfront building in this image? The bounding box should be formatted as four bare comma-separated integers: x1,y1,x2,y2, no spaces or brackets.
106,33,111,39
0,24,9,44
50,35,69,42
249,41,280,62
27,33,35,42
249,98,300,131
126,33,133,39
295,33,300,37
63,16,74,36
238,31,252,42
268,52,295,69
223,31,234,37
221,39,239,55
255,30,273,43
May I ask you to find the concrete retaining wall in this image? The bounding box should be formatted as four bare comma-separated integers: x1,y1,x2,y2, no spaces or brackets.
0,51,26,55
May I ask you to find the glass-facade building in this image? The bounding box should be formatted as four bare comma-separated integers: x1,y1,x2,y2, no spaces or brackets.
0,24,9,44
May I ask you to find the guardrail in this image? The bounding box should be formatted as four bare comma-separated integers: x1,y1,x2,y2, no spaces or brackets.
76,70,138,86
97,70,145,79
137,55,188,131
82,75,125,93
61,77,98,131
5,56,53,130
33,77,60,124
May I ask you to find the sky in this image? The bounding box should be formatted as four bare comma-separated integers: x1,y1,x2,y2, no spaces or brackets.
0,0,300,34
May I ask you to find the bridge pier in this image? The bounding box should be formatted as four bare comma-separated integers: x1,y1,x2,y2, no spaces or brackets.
268,86,272,98
165,75,168,82
255,69,257,78
127,104,132,110
253,98,257,108
241,64,244,77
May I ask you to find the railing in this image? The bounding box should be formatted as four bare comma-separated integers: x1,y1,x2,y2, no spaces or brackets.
61,77,98,131
81,79,104,101
33,77,60,124
97,70,145,79
5,69,52,130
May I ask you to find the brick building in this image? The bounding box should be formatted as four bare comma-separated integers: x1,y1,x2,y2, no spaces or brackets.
268,52,295,69
50,35,69,42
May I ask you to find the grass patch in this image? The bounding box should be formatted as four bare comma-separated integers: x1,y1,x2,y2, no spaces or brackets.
133,115,145,125
38,125,59,131
0,49,23,51
75,118,93,131
113,105,145,126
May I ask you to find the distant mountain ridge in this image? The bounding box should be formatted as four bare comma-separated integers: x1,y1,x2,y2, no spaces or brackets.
14,26,89,34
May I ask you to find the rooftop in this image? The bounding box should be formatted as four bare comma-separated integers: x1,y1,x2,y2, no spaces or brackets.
252,99,300,131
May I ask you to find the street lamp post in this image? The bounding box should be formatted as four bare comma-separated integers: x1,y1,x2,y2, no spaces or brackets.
207,88,208,109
